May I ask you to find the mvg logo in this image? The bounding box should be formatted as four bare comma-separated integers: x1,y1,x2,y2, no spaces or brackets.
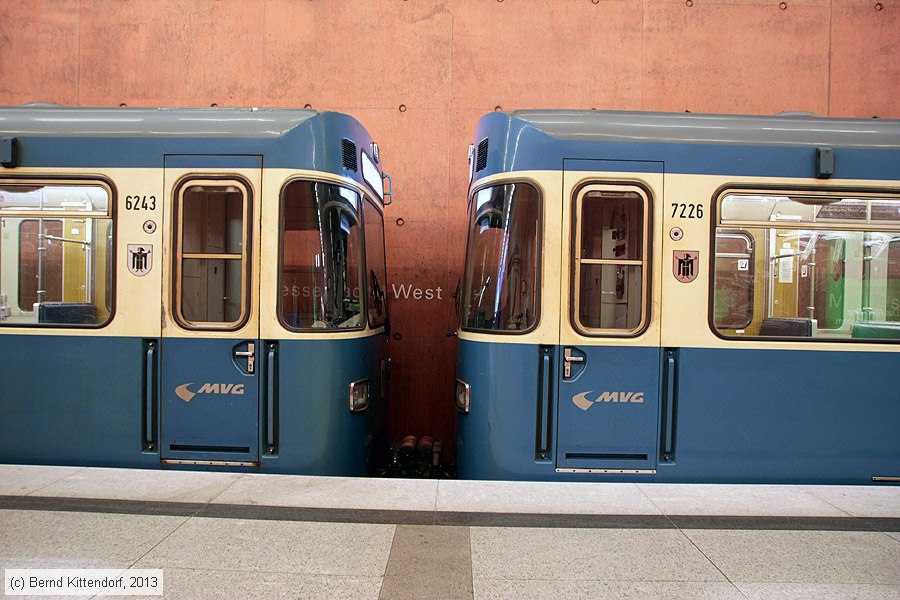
573,391,644,411
175,382,245,403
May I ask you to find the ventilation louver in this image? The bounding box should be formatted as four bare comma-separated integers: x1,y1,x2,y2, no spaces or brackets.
475,138,489,172
341,138,358,171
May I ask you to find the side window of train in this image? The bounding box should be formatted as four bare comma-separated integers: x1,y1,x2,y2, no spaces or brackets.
363,197,388,327
278,180,364,330
712,191,900,341
460,182,541,332
0,181,113,327
573,185,650,335
174,179,250,329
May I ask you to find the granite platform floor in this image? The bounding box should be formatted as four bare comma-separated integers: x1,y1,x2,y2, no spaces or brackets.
1,465,898,599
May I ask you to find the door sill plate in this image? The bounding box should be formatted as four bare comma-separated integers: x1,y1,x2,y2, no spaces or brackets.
162,459,258,467
556,468,657,474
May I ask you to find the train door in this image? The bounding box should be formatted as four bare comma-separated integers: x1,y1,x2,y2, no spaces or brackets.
555,161,664,473
159,156,263,465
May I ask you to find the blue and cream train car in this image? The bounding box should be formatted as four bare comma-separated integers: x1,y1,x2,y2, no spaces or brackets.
0,106,390,475
454,110,900,483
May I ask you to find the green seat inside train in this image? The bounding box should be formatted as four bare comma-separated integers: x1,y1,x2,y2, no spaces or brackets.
850,321,900,339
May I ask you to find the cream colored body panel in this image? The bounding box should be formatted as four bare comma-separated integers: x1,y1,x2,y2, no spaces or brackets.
1,167,163,338
1,166,384,340
460,169,900,354
660,172,900,353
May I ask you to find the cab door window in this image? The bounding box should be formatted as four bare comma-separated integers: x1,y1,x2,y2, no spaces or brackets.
573,185,649,335
174,180,250,329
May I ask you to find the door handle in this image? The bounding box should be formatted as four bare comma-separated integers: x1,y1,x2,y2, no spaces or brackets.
563,347,583,379
235,342,255,374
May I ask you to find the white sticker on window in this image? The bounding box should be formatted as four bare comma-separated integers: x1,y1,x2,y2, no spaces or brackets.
778,256,794,283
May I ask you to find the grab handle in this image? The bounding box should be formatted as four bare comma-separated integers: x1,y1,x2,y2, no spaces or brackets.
265,343,278,453
536,346,553,461
382,172,393,205
661,349,678,462
143,340,158,450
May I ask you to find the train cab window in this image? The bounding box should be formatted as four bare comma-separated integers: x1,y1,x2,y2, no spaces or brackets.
364,197,388,327
279,180,364,330
460,182,540,332
713,191,900,341
0,182,113,327
174,180,250,329
573,186,649,335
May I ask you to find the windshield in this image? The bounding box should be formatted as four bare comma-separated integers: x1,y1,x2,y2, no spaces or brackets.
460,182,540,332
279,180,363,330
363,198,388,327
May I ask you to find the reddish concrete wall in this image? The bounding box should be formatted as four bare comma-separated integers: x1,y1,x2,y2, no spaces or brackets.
2,0,897,459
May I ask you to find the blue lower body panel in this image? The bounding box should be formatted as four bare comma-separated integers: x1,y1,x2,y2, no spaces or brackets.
261,336,385,476
668,347,899,483
456,339,900,483
0,334,385,476
556,345,661,472
160,338,260,463
0,335,157,468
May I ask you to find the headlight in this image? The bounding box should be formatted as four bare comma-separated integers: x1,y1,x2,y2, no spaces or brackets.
454,378,470,414
349,379,369,412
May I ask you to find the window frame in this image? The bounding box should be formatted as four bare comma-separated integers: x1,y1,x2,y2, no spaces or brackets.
459,178,544,335
708,184,900,344
363,195,389,328
172,176,252,331
0,176,116,329
276,176,367,333
570,181,652,338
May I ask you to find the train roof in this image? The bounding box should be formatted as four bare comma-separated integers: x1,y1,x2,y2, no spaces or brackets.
0,106,385,200
0,105,320,138
471,110,900,181
508,110,900,148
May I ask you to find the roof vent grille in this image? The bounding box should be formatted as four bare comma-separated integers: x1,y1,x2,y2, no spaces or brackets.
475,138,489,172
341,138,358,171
